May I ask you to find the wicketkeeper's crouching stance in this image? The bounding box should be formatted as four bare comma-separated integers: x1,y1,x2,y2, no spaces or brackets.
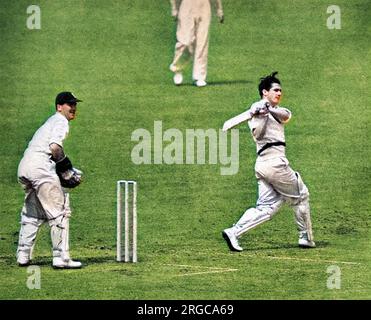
222,72,315,251
16,92,83,269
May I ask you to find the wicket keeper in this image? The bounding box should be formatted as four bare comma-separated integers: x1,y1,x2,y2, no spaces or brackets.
16,92,83,268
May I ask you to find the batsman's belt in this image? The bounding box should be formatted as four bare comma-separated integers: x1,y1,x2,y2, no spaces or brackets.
258,141,286,156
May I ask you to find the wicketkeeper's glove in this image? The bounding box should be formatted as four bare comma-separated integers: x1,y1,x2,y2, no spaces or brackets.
55,156,83,188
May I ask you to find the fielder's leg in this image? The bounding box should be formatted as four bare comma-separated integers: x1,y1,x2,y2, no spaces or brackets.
192,16,210,86
170,12,195,84
170,42,191,71
170,42,194,85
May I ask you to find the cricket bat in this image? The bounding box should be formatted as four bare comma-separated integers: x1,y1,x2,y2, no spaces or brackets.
222,110,252,131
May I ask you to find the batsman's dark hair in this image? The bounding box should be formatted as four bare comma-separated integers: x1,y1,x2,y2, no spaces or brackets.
258,71,281,98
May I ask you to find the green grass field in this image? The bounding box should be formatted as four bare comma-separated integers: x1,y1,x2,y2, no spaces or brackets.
0,0,370,300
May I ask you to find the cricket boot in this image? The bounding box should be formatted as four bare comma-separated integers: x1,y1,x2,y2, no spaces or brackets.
17,251,31,267
173,72,183,85
298,231,316,248
222,228,243,252
52,257,82,269
195,79,207,87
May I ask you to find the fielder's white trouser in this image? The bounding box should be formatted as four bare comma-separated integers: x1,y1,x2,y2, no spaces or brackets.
232,157,314,240
171,5,211,81
16,173,72,262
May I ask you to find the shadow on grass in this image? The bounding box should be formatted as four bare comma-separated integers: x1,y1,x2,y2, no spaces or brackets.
0,255,51,267
0,255,117,267
207,79,253,86
80,256,116,265
177,79,253,87
242,240,330,251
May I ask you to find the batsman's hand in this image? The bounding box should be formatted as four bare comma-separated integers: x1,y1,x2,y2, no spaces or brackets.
250,103,269,116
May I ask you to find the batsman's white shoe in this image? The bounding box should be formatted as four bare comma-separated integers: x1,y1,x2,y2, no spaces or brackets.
222,228,243,252
173,72,183,85
195,79,207,87
298,232,316,248
53,257,82,269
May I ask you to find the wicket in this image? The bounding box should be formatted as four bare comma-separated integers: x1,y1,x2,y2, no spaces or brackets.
116,180,137,262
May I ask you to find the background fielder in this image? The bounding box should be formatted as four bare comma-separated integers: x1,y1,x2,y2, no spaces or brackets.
16,92,83,269
169,0,224,87
222,72,315,251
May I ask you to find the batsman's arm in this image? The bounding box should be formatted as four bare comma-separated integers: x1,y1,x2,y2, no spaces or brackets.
268,106,291,124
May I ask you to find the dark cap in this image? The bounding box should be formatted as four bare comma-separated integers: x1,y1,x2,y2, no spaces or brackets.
55,91,82,106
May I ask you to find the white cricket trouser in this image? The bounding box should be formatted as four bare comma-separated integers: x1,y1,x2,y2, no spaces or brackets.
171,1,211,81
16,157,73,261
232,156,314,240
17,211,71,261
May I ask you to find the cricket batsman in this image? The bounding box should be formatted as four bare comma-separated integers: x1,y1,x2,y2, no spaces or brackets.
222,72,315,251
16,92,83,268
169,0,224,87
